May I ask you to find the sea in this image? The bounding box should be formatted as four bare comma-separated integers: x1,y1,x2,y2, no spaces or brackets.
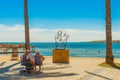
0,42,120,58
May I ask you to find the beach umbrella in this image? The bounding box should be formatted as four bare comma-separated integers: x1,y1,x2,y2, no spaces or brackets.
105,0,114,65
24,0,30,50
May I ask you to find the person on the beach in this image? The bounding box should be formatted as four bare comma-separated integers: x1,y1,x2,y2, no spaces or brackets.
21,49,35,66
21,49,35,73
98,50,101,54
26,50,35,65
34,51,45,72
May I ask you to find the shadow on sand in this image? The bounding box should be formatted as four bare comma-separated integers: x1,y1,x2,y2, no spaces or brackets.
42,66,71,71
0,62,20,74
111,65,120,70
0,62,77,80
0,62,6,66
0,71,78,80
85,71,112,80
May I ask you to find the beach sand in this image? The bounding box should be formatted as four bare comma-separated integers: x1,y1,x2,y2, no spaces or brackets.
0,55,120,80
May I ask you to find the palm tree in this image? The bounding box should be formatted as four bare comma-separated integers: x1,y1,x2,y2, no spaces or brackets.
24,0,30,50
105,0,114,65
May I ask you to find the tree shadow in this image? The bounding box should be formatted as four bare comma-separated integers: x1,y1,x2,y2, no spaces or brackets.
43,66,71,71
0,61,77,80
0,62,6,66
11,67,25,71
0,71,78,80
111,65,120,70
0,62,20,74
18,71,78,77
85,71,112,80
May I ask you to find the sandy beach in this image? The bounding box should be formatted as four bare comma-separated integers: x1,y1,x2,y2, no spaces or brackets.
0,55,120,80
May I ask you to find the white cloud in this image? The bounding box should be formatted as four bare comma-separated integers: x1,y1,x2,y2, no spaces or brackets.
0,24,25,42
0,24,120,42
30,28,47,32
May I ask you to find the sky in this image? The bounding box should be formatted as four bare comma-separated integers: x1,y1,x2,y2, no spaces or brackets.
0,0,120,42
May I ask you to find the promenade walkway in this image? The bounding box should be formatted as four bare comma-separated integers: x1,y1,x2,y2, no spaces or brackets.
0,56,120,80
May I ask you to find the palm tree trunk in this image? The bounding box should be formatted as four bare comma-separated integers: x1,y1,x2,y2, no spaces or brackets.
105,0,114,65
24,0,30,50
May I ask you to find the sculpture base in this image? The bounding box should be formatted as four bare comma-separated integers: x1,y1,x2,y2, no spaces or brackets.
52,49,69,63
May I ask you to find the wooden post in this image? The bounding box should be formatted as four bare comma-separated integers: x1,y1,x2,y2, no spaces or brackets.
11,47,18,60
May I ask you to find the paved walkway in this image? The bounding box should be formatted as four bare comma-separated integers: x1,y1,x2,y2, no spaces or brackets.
0,57,120,80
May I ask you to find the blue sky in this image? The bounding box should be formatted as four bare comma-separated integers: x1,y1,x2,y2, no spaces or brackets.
0,0,120,42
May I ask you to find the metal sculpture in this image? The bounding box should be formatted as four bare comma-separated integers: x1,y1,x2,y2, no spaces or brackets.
55,30,69,49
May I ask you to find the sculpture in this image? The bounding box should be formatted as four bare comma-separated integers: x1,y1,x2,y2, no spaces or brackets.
55,30,69,49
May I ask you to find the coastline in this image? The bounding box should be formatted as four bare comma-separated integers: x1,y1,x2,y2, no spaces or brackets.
0,42,120,58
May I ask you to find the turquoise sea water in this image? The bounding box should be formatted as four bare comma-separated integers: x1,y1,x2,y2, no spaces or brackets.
0,42,120,58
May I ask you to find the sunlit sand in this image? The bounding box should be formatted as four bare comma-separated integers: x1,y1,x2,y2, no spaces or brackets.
0,55,120,80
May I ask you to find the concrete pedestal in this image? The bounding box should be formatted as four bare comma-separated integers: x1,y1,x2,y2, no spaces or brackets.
53,49,69,63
